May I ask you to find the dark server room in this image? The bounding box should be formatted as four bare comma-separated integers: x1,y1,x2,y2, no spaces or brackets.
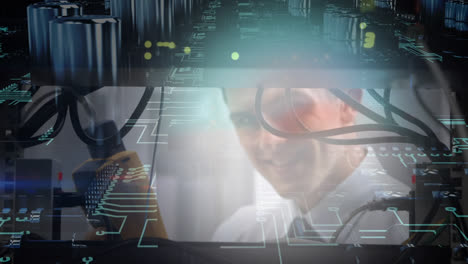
1,0,468,263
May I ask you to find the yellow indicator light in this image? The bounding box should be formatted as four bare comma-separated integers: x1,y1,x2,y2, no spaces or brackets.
144,52,152,60
156,41,176,49
144,41,152,48
231,52,240,61
364,32,375,49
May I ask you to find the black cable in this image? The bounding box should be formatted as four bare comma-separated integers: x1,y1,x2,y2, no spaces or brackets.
393,204,442,264
334,88,441,147
452,210,468,260
15,87,156,243
254,76,457,263
331,197,412,243
29,85,40,98
409,199,442,244
19,98,58,139
102,215,121,242
453,199,468,241
257,87,459,260
315,136,429,146
19,93,68,149
22,90,61,123
409,80,467,252
405,170,462,247
420,218,449,245
390,47,465,264
18,85,41,110
285,88,310,132
383,88,397,124
330,203,371,243
285,88,399,135
367,89,441,143
418,210,466,248
284,88,439,146
393,167,467,263
256,87,436,147
393,169,447,264
370,84,465,254
373,86,463,247
329,88,390,124
26,103,67,143
0,246,10,258
70,87,155,146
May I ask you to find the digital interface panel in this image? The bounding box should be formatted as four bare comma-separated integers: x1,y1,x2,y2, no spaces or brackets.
1,0,468,263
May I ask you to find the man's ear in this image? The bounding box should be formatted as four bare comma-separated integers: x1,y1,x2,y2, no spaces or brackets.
340,89,363,124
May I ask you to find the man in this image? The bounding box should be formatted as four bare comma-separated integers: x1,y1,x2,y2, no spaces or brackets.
212,88,410,244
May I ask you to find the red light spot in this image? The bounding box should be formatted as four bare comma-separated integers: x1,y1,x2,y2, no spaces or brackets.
58,172,63,181
411,174,416,184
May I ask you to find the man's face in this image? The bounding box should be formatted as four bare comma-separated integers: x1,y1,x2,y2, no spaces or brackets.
225,88,359,199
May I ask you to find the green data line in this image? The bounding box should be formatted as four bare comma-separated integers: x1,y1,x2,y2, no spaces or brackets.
102,197,157,200
0,217,10,228
388,208,445,227
96,206,157,213
104,193,156,196
446,207,468,217
0,231,29,236
453,224,468,241
100,201,157,208
137,219,159,248
92,212,127,236
410,230,437,235
271,213,283,264
388,208,468,241
280,209,339,246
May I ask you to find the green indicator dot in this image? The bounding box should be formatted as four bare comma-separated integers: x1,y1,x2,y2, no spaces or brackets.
144,52,152,60
0,257,10,262
144,41,152,48
184,46,191,54
231,52,240,61
360,22,367,30
445,207,456,212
